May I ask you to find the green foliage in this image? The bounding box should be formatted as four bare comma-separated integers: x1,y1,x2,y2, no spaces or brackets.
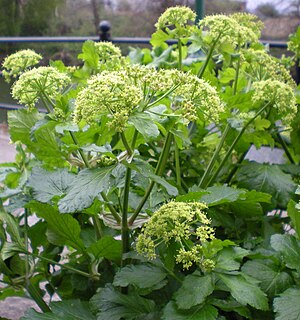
174,273,214,309
1,6,300,320
273,288,300,320
21,300,96,320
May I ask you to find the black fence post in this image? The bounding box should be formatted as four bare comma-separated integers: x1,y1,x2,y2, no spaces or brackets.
99,20,111,41
296,58,300,85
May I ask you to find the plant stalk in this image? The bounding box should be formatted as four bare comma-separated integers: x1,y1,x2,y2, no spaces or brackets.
129,132,173,225
121,167,131,265
197,33,222,79
174,143,181,188
198,124,230,188
276,132,296,164
178,38,183,71
207,102,271,186
31,253,92,278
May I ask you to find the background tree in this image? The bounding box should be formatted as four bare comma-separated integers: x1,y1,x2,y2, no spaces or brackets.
255,3,280,18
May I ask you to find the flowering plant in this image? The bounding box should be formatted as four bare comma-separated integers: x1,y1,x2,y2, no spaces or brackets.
0,6,300,320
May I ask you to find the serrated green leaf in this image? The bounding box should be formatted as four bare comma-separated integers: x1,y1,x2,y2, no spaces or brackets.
124,159,178,196
163,301,218,320
176,191,210,202
254,117,271,130
200,185,246,206
113,263,167,289
21,300,96,320
174,273,214,310
87,236,121,261
148,46,174,68
216,247,249,271
274,288,300,320
270,234,300,270
58,165,116,213
219,68,236,84
150,30,170,47
78,40,99,69
0,209,23,246
211,298,251,319
128,113,160,140
242,259,293,297
236,163,297,208
288,200,300,239
55,122,79,134
90,285,156,320
29,202,85,252
8,109,42,145
218,274,269,311
28,168,76,203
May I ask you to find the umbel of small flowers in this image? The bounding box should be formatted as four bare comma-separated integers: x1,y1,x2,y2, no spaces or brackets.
136,201,216,271
12,66,71,109
2,49,42,82
73,66,224,131
241,48,296,87
251,79,297,124
199,12,263,47
155,6,196,40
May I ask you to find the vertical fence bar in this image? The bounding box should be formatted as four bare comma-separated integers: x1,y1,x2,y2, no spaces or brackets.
195,0,204,22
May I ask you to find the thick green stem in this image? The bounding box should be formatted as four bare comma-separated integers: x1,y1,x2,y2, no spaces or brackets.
233,56,241,95
198,124,230,188
24,209,30,288
92,216,103,240
174,143,181,188
120,132,133,157
224,150,248,185
207,103,271,186
69,131,90,168
121,168,131,265
147,84,181,108
40,95,52,113
178,39,183,71
100,192,121,224
27,282,51,313
197,33,222,79
129,132,173,225
31,253,92,278
276,133,296,164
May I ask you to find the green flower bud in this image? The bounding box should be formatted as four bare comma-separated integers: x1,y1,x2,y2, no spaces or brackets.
12,66,71,108
136,201,216,271
2,49,42,82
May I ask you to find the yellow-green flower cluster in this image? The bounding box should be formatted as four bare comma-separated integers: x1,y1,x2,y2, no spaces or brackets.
231,12,263,43
73,71,143,131
12,67,71,108
242,49,296,87
288,29,300,58
155,6,196,39
94,42,122,69
200,13,262,46
252,79,297,124
173,74,224,122
2,49,42,82
136,201,215,271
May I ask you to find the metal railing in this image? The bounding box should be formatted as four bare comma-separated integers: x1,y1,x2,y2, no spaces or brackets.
0,26,293,112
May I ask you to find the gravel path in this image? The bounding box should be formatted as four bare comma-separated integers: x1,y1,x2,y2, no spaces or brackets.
0,297,38,320
0,124,15,163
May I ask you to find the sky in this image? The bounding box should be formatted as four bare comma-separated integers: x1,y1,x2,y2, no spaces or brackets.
246,0,287,11
247,0,270,10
